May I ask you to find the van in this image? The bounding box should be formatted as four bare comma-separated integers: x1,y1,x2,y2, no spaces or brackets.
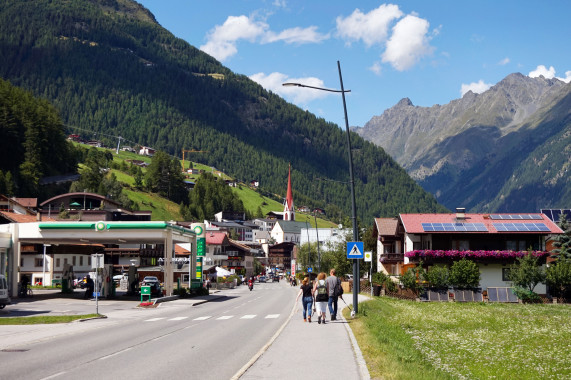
0,274,11,309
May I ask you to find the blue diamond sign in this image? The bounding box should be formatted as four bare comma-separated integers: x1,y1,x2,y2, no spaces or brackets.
347,242,364,259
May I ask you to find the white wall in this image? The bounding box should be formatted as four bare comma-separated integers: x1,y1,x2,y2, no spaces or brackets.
479,263,547,294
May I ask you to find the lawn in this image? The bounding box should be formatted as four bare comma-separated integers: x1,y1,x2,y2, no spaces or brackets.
346,297,571,380
0,314,102,325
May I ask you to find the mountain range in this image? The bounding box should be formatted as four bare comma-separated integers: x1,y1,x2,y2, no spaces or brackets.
355,73,571,212
0,0,446,223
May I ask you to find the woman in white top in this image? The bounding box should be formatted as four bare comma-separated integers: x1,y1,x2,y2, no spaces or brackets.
313,272,329,324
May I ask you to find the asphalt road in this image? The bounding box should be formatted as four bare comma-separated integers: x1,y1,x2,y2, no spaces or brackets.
0,281,297,380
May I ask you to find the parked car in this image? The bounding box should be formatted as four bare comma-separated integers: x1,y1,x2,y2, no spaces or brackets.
272,275,279,282
0,274,10,309
259,276,267,283
113,273,128,283
141,276,162,296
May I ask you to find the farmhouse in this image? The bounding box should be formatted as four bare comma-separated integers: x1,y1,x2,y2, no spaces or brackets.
376,209,563,294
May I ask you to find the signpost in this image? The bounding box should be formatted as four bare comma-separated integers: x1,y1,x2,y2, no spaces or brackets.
364,251,372,296
141,285,151,303
91,253,104,314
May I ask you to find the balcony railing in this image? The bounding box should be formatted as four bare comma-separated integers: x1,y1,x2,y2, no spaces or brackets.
380,253,404,263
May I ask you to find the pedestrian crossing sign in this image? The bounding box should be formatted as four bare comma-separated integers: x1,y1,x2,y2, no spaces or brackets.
347,242,364,259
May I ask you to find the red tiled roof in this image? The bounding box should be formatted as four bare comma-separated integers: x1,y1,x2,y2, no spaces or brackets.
0,211,55,223
399,213,563,234
206,231,228,245
375,218,398,236
13,198,37,208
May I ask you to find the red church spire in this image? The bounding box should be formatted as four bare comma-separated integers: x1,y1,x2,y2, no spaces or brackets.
284,164,295,221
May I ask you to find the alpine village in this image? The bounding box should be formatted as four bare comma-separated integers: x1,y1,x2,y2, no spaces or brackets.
0,1,569,380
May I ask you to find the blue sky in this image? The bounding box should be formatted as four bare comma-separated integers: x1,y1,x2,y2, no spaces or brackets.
137,0,571,128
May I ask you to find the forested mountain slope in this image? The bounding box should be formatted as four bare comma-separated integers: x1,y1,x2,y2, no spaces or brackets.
356,74,571,212
0,0,447,221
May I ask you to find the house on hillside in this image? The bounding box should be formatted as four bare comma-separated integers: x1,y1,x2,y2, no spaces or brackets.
0,195,37,215
138,146,155,156
376,209,563,294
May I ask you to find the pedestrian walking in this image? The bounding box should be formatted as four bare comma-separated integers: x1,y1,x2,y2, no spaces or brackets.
326,268,343,321
83,274,94,299
295,277,314,322
313,272,329,324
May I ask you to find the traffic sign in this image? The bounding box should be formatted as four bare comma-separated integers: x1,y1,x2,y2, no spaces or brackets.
364,251,372,262
308,267,313,273
347,242,364,259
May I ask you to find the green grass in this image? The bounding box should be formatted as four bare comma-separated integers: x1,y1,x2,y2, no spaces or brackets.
123,189,182,221
347,297,571,380
0,314,102,325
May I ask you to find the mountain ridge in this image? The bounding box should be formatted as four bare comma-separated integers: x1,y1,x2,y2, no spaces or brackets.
355,73,570,212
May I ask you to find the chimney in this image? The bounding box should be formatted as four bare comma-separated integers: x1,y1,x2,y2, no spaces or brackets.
455,207,466,220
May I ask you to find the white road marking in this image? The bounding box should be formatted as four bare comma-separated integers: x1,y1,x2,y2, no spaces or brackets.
144,318,164,322
193,316,212,320
98,347,133,361
169,317,188,321
240,315,256,319
40,372,67,380
265,314,279,319
217,315,234,320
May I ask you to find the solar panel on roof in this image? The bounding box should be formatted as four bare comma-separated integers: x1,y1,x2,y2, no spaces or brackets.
493,223,551,232
489,214,542,220
421,223,488,232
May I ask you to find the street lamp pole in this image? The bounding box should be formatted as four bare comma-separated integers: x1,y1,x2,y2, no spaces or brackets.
283,60,360,313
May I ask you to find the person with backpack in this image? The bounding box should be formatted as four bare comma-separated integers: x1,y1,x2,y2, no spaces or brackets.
326,268,343,321
313,272,329,324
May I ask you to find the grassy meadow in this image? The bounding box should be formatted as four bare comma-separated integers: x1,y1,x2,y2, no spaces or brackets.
346,297,571,380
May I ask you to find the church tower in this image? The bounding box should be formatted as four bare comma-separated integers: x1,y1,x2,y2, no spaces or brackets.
283,164,295,221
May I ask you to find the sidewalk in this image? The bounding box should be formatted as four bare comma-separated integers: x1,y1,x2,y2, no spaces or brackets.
236,293,371,380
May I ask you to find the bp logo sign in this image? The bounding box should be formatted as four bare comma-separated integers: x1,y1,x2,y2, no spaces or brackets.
193,225,204,235
95,221,106,231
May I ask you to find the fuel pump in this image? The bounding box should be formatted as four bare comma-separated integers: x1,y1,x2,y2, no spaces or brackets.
62,264,74,294
127,266,139,295
102,264,114,298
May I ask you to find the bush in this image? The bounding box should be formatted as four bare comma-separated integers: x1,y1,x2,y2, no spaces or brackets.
401,265,425,296
423,265,450,288
509,252,545,293
372,271,389,286
449,258,480,289
512,286,542,303
546,259,571,300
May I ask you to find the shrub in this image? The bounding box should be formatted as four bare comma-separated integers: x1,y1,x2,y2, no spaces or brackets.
372,271,389,286
546,259,571,300
423,265,450,288
512,287,542,303
449,258,480,289
509,251,545,293
401,264,425,296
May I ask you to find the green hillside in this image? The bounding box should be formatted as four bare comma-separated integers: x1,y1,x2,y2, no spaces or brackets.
0,0,447,223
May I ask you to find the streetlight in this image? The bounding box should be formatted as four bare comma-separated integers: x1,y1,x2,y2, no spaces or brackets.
283,60,360,314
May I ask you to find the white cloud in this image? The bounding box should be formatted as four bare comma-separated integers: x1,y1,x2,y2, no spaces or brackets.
369,62,382,75
336,4,403,47
200,15,268,61
528,65,571,83
382,15,433,71
262,26,329,44
249,72,330,104
498,57,510,65
460,80,493,96
529,65,556,79
273,0,287,7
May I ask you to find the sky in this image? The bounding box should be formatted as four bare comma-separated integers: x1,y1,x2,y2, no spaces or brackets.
137,0,571,128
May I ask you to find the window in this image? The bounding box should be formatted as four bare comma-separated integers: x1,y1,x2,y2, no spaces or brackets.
88,256,91,266
56,258,60,268
452,240,469,251
80,256,83,266
35,258,43,267
72,256,76,266
502,268,512,281
64,258,68,266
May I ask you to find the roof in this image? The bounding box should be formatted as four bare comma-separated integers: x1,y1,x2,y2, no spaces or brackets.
206,231,228,245
399,213,563,234
375,218,399,236
12,198,37,208
0,211,55,223
275,220,308,233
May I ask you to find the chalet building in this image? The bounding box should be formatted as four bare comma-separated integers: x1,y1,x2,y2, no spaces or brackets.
376,210,563,294
268,242,295,271
138,146,155,156
39,192,151,221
